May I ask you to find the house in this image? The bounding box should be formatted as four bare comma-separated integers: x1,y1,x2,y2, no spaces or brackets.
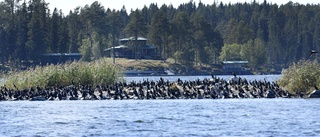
105,37,158,59
222,61,249,74
105,45,133,58
119,37,148,45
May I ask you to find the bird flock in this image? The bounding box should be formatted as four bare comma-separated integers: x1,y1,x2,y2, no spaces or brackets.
2,75,315,101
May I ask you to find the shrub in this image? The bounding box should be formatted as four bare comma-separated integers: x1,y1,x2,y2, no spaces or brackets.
2,58,123,90
278,60,320,96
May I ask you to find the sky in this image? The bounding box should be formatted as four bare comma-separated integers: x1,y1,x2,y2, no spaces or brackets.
45,0,319,15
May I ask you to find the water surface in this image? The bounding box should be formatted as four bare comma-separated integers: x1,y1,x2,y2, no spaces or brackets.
124,74,281,83
1,99,319,137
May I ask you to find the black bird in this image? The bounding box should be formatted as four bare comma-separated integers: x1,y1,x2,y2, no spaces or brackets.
309,85,320,98
232,72,237,77
309,50,318,56
314,85,319,90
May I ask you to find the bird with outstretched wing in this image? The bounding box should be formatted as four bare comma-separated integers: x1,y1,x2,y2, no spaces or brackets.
309,50,318,56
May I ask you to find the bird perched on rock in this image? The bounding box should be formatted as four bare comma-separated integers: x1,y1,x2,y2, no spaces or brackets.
229,72,239,84
309,50,318,56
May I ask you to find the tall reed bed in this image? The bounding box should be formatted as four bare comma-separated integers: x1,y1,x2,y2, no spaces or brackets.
278,60,320,96
2,59,123,90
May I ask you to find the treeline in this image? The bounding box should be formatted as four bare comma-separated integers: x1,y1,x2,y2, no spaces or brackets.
0,0,319,71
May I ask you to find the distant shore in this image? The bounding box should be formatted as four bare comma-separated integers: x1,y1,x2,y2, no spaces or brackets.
123,68,255,76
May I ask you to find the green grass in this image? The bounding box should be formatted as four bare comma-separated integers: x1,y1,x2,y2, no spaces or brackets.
278,59,320,97
2,58,123,90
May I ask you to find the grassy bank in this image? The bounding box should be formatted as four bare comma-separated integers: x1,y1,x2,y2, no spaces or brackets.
278,60,320,97
106,58,221,75
104,58,172,70
2,58,122,90
0,57,225,90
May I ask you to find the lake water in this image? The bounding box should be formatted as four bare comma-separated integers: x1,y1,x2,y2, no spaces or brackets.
1,99,320,137
124,74,281,83
1,75,320,137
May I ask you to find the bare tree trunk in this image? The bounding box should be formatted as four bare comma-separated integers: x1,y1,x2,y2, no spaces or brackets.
112,35,116,64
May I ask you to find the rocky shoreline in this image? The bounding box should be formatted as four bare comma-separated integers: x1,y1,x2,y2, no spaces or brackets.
0,75,319,101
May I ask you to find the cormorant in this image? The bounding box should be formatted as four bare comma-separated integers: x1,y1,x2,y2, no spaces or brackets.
309,50,318,56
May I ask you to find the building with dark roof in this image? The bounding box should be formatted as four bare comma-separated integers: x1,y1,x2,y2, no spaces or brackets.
105,37,159,59
222,61,249,74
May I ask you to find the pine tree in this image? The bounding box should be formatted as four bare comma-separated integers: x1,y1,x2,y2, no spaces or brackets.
26,0,49,63
15,1,29,63
149,11,169,60
66,8,81,52
108,10,124,63
49,8,59,52
125,9,147,60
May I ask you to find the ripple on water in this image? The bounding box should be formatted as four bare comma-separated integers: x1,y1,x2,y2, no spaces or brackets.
156,116,176,120
54,121,69,125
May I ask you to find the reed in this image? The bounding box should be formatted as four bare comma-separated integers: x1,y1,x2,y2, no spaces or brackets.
278,60,320,96
2,59,123,90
